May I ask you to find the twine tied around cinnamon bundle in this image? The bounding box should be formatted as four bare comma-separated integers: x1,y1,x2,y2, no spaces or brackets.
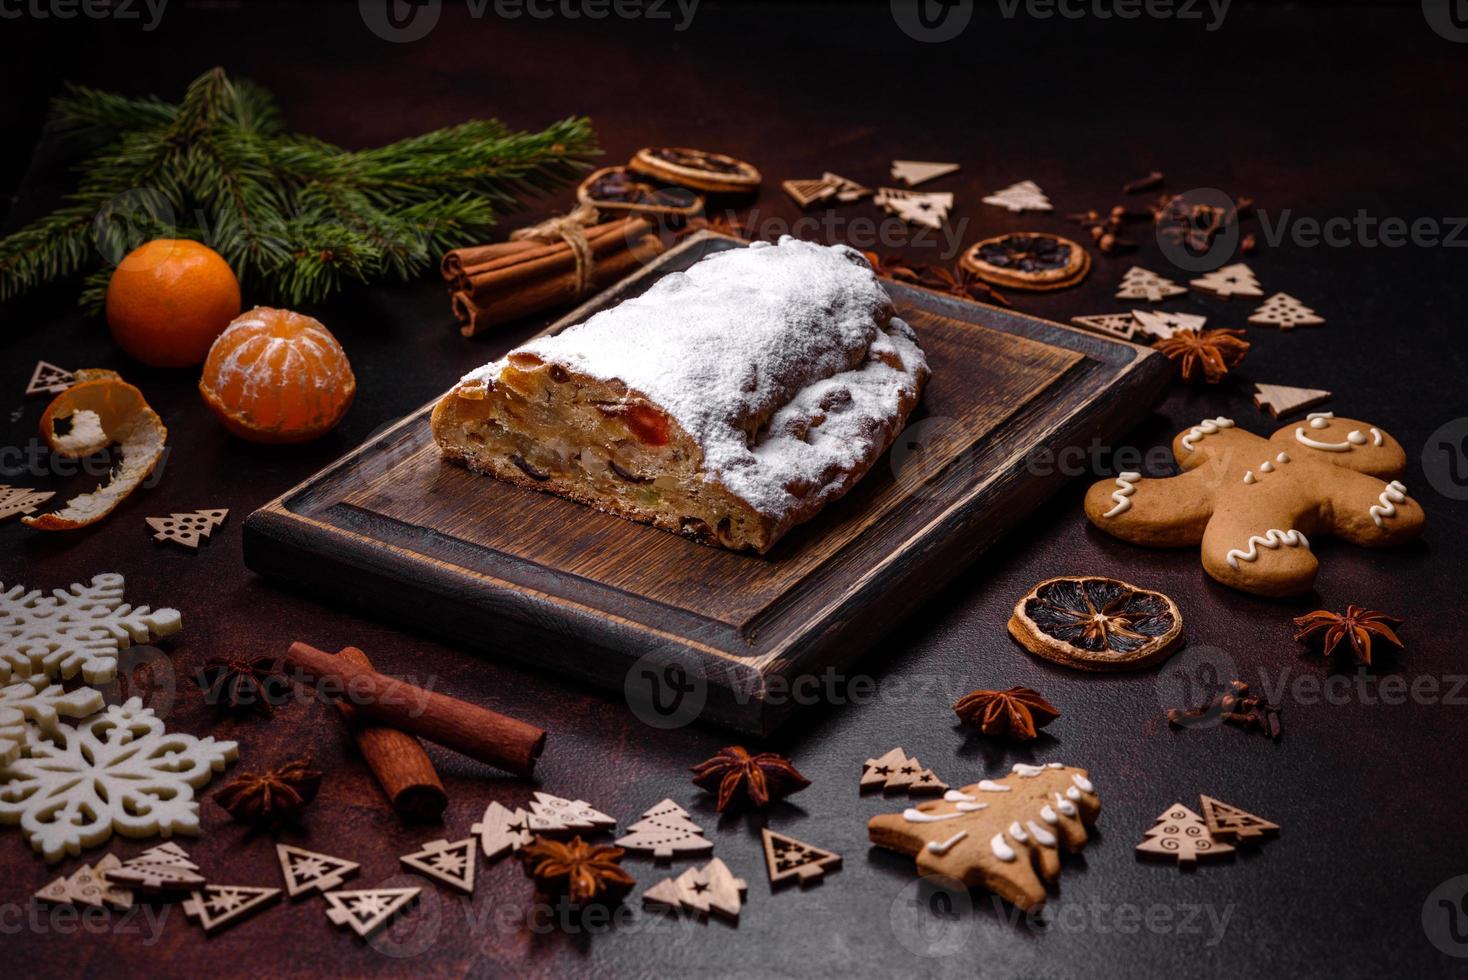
509,203,602,297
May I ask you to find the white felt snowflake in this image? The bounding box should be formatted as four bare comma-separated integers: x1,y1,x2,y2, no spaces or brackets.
0,676,105,766
0,573,182,685
0,697,237,863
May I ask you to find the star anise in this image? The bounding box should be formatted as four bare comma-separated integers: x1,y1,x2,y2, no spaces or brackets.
953,686,1060,740
1293,605,1404,666
1153,327,1250,384
197,654,289,714
690,745,810,811
676,212,750,241
918,263,1011,307
521,836,635,905
861,249,925,283
215,757,322,828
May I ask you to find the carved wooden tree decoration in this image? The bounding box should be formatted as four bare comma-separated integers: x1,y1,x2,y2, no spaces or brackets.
277,844,359,898
614,799,714,860
891,160,960,186
875,189,954,229
1253,383,1332,419
1199,796,1279,842
982,180,1052,212
472,801,535,860
782,178,838,209
761,828,842,887
146,509,229,549
1131,309,1207,341
1135,803,1234,867
400,837,477,894
0,486,56,523
860,747,947,795
1249,292,1325,329
1085,413,1425,596
182,884,282,934
868,763,1099,912
1116,266,1187,302
1190,262,1263,299
822,172,872,202
323,888,421,938
526,792,617,834
1070,313,1139,341
26,361,74,397
643,857,748,920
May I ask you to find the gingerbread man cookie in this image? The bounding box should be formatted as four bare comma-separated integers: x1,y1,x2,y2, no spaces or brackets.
1085,413,1425,597
867,762,1100,912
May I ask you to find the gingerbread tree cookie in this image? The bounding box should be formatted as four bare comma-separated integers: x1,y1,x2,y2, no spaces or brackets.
1084,413,1425,597
867,762,1100,912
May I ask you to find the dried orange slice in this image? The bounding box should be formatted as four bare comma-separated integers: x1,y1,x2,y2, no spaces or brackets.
24,376,167,531
1009,576,1183,671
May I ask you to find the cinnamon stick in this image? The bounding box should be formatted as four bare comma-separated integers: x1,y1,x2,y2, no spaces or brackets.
286,641,545,777
442,217,648,289
453,231,664,336
333,646,448,821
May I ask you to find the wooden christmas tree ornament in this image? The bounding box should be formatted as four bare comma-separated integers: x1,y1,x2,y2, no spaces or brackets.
105,844,208,892
323,888,421,938
874,189,954,229
526,792,617,833
276,844,360,898
859,747,947,796
614,799,714,860
472,801,535,860
1190,263,1263,299
92,855,133,910
822,172,872,202
1131,309,1207,341
35,875,73,904
0,485,56,523
65,862,108,907
400,837,477,894
1135,803,1234,867
982,180,1052,212
1199,795,1279,842
782,178,839,208
761,828,842,887
1253,383,1332,419
1116,266,1187,302
642,857,748,920
182,884,282,934
1248,292,1325,329
1071,313,1140,341
26,361,74,397
146,509,229,549
891,160,960,186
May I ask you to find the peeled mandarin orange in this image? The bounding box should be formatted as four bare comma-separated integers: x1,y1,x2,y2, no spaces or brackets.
199,307,356,444
105,239,242,368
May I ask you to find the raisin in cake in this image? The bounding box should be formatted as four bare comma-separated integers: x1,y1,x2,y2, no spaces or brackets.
431,236,930,553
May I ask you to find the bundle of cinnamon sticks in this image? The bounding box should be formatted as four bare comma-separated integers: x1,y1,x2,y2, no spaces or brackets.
442,215,664,336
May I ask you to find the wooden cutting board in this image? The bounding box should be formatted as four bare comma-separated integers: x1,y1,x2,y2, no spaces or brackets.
244,233,1171,734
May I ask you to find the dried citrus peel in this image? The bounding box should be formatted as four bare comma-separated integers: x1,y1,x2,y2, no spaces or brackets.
23,376,167,531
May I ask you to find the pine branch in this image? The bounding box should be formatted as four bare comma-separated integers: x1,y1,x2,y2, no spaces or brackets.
0,68,600,312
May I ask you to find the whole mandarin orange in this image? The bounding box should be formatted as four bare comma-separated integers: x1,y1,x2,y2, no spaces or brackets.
199,307,356,444
105,239,242,368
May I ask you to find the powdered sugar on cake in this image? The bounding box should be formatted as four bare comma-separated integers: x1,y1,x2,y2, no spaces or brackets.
461,236,929,520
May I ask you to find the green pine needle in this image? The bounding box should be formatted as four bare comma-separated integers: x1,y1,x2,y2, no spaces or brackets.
1,66,599,312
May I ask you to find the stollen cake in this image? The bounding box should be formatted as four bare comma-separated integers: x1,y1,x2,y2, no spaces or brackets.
431,236,930,553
